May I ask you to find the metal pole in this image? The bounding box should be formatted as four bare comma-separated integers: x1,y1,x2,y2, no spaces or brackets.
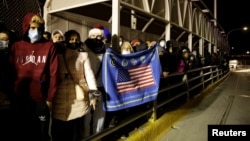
214,0,217,27
112,0,120,36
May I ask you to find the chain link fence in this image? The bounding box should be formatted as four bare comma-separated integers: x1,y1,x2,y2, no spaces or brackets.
0,0,44,39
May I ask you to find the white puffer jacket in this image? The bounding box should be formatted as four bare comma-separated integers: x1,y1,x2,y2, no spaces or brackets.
86,49,103,87
52,49,98,121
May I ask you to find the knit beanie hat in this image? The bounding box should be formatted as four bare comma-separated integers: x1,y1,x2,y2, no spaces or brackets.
88,25,104,37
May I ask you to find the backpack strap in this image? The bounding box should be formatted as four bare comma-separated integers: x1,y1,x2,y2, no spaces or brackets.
62,49,86,84
62,50,76,83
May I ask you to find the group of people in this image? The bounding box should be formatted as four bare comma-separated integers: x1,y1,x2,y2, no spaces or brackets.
0,12,229,141
0,12,114,141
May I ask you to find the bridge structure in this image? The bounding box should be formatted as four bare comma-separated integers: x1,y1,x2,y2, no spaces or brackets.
1,0,245,141
44,0,228,56
43,1,235,140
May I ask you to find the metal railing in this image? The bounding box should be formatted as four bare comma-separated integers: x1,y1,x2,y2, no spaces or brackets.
82,65,227,141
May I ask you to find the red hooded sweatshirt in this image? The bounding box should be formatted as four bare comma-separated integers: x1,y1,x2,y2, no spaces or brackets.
9,13,59,102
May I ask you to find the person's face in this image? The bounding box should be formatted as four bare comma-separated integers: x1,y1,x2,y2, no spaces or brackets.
121,44,132,54
69,34,79,43
122,44,130,51
29,23,40,32
52,33,63,43
43,34,49,40
89,34,102,40
183,52,189,59
0,32,9,41
28,23,42,43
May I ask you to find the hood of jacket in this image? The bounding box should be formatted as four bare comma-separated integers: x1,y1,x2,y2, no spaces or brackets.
21,13,45,39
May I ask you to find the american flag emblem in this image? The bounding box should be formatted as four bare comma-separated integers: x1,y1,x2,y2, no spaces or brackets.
117,65,155,94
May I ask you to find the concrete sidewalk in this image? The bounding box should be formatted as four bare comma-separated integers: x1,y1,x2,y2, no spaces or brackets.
159,70,250,141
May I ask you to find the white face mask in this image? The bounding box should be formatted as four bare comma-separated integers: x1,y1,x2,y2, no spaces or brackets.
159,41,165,48
119,41,123,46
122,50,131,54
192,51,197,57
28,29,42,42
0,40,9,49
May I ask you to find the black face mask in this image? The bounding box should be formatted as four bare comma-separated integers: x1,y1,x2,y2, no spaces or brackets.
85,38,105,53
134,44,147,52
67,41,83,50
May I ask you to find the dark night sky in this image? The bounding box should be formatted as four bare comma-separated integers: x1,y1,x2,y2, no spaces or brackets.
204,0,250,54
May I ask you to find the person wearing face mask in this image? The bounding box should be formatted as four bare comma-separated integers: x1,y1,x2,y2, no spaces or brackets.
51,29,100,141
82,25,107,138
121,41,134,55
130,38,148,52
119,36,124,47
162,40,180,77
0,30,11,108
9,13,59,141
0,31,9,51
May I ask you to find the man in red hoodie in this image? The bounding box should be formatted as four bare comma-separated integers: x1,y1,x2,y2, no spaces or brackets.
9,13,59,141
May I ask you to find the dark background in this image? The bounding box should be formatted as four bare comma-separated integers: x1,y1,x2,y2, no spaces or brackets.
204,0,250,55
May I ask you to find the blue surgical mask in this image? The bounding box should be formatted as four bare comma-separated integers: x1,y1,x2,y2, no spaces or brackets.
28,29,42,42
0,40,9,50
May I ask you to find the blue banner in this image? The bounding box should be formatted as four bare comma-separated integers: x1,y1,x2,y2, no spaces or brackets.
102,45,161,111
